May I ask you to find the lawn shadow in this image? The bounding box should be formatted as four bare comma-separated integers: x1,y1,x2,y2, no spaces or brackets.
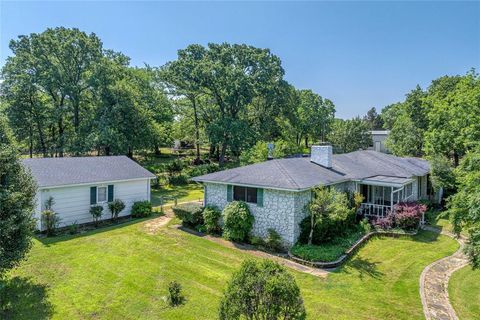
344,257,384,280
36,213,163,246
412,229,441,243
0,277,53,320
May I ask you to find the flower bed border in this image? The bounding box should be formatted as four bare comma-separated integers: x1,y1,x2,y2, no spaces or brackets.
288,229,419,269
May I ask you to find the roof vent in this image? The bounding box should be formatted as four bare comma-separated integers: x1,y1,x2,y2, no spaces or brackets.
311,145,332,168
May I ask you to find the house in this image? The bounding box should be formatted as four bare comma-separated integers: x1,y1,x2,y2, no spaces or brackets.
368,130,390,153
192,145,435,247
22,156,155,230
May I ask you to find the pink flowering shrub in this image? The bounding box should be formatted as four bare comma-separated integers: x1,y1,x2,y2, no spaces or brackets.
394,202,427,230
373,213,394,230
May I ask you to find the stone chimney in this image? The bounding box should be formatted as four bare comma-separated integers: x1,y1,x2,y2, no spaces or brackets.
311,145,333,168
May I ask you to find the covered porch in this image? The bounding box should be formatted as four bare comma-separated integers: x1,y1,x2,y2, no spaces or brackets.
356,175,414,218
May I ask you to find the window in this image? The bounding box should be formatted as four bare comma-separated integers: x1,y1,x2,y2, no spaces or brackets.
97,186,107,203
405,183,413,198
233,186,258,204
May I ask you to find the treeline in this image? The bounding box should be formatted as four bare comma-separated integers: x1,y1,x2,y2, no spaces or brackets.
0,28,173,158
0,27,339,164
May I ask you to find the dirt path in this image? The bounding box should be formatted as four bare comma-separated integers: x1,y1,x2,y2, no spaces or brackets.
144,200,203,235
420,226,469,320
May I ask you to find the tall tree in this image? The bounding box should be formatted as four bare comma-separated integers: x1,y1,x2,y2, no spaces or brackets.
363,107,383,130
159,45,206,163
424,71,480,166
448,147,480,268
165,43,286,166
0,115,36,279
327,117,371,153
385,86,428,157
295,89,335,147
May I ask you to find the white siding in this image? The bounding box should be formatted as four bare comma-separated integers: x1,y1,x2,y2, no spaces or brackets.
35,179,150,229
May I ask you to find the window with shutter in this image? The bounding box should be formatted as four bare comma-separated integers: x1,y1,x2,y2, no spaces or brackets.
257,188,264,207
227,185,233,202
108,185,114,202
90,186,97,205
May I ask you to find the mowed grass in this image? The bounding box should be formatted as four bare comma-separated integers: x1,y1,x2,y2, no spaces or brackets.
3,220,458,320
151,184,204,207
449,264,480,319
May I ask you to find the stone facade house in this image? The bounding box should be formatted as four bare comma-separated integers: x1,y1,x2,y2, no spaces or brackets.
192,146,435,247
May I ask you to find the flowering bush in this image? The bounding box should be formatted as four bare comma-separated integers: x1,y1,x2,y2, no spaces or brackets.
395,202,427,230
373,214,394,230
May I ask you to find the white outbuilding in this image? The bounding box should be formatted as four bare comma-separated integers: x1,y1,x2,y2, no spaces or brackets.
22,156,155,230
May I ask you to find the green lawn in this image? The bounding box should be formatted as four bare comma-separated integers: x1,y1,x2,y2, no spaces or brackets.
3,219,458,320
449,264,480,319
151,184,204,207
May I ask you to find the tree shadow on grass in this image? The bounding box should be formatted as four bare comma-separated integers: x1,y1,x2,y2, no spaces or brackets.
0,277,53,320
344,257,384,280
412,229,441,243
36,213,163,246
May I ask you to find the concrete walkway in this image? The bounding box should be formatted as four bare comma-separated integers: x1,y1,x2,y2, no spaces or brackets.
420,226,469,320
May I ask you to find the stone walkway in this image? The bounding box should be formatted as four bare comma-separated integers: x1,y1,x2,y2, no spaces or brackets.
420,226,469,320
173,225,330,278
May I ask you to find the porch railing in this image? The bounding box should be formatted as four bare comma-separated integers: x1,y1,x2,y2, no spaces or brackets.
360,203,393,219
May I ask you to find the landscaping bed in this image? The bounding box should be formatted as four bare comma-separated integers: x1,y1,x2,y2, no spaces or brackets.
289,228,418,268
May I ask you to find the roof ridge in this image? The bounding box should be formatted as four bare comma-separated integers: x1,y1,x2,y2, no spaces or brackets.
274,160,300,189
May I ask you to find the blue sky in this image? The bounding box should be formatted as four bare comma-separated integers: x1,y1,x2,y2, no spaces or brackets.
1,1,479,118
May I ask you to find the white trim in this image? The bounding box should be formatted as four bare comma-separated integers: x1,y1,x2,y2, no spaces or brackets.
37,177,154,190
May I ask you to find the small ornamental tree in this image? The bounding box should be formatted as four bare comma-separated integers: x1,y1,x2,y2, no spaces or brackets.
90,205,103,226
305,187,352,245
0,117,36,279
219,259,306,320
108,199,126,221
222,201,254,242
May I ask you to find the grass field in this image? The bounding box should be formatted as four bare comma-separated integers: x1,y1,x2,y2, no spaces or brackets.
151,184,204,207
449,265,480,320
2,216,459,320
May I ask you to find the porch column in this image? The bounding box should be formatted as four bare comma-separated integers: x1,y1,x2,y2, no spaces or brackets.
390,188,394,214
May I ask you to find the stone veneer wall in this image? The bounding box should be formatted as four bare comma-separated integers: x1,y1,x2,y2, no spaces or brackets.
204,182,311,247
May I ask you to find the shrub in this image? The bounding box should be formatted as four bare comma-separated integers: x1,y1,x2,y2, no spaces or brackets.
359,218,371,233
222,201,254,242
41,209,61,236
167,174,189,186
167,280,185,307
202,205,222,234
131,201,152,218
264,228,283,252
68,221,79,235
219,259,306,320
172,203,203,227
90,205,103,226
249,236,265,247
108,199,126,220
395,202,427,230
373,214,394,230
291,227,365,262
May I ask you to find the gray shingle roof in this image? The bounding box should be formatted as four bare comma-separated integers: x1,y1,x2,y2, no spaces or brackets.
192,150,430,191
22,156,155,188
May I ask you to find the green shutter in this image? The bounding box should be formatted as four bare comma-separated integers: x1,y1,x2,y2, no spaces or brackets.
90,186,97,205
108,185,114,202
257,188,264,207
227,185,233,202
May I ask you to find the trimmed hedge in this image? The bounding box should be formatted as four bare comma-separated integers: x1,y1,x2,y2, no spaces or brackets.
203,205,222,234
222,201,254,242
131,201,152,218
173,203,204,227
